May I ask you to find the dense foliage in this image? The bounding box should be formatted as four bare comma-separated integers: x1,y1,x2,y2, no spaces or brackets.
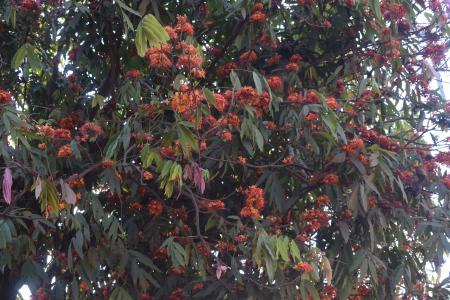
0,0,450,299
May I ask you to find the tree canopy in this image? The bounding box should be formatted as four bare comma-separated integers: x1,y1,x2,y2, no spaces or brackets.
0,0,450,299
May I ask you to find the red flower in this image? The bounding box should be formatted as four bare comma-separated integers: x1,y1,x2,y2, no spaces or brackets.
170,89,204,113
442,177,450,188
294,262,313,272
240,206,261,218
289,54,303,63
282,155,294,164
214,93,228,112
102,160,115,168
57,144,73,158
238,156,247,165
147,200,163,216
145,44,172,69
285,62,299,73
0,89,12,104
297,0,315,5
58,117,75,129
341,209,353,220
217,62,238,77
68,48,78,62
20,0,41,12
342,138,364,154
168,288,184,300
305,113,319,121
201,200,225,210
67,74,78,82
323,174,339,185
240,50,258,64
250,11,266,23
218,130,232,141
53,128,71,140
326,96,340,110
305,90,320,104
240,185,266,218
253,3,264,10
316,195,329,206
79,122,103,141
175,15,194,36
268,76,283,91
165,26,178,39
266,54,281,65
126,69,142,79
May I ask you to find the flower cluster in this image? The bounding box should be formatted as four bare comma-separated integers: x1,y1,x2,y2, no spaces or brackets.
79,122,103,141
236,86,270,116
170,88,205,113
316,195,329,206
322,174,339,185
68,177,85,188
301,209,330,232
240,50,257,64
175,42,204,76
285,54,302,73
217,61,238,77
147,200,164,216
20,0,41,12
442,177,450,189
320,285,337,300
435,152,450,166
326,96,340,110
0,89,12,104
268,76,282,91
57,144,73,158
358,126,400,151
249,4,266,23
342,138,364,155
240,186,265,218
145,43,172,69
294,262,313,272
200,200,225,211
216,241,237,254
37,125,71,140
126,69,142,79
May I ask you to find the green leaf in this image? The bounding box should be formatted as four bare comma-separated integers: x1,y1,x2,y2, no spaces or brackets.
230,70,241,89
11,44,29,69
11,43,42,72
38,180,60,213
276,236,290,262
135,14,169,57
289,240,301,262
371,0,382,21
122,123,131,152
135,24,147,57
265,256,276,282
71,231,84,259
92,95,105,108
141,145,162,168
116,0,141,16
162,237,188,267
177,123,199,156
109,286,133,300
304,281,320,300
254,126,264,152
338,221,350,243
105,136,120,159
253,72,263,94
203,88,217,107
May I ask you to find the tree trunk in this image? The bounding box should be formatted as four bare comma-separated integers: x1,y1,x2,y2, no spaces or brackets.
0,270,20,300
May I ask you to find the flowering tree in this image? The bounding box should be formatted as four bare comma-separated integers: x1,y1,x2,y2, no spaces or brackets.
0,0,450,299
